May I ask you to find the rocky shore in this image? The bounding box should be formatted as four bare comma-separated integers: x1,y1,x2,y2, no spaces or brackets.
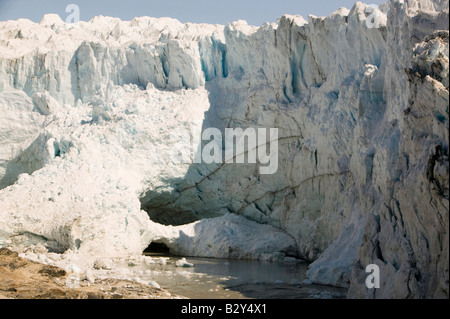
0,248,181,299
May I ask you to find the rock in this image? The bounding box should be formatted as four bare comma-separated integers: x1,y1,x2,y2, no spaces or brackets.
0,248,181,299
83,270,96,284
148,280,161,289
94,259,113,270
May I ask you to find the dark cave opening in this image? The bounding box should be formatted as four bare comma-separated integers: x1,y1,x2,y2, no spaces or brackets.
143,242,171,255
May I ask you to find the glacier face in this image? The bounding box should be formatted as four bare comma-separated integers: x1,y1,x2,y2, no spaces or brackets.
0,0,448,298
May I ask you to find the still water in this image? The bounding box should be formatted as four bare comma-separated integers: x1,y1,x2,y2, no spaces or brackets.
136,254,346,299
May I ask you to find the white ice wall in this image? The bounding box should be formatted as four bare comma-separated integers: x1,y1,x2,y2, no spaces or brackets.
0,0,448,298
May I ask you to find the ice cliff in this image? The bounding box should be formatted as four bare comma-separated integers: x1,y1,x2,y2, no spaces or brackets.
0,0,448,298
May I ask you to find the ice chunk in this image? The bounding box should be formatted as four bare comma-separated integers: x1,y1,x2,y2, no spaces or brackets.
175,258,194,268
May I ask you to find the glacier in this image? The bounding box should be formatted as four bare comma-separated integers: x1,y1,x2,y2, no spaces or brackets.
0,0,448,298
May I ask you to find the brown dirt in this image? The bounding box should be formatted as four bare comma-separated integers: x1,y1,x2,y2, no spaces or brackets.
0,248,183,299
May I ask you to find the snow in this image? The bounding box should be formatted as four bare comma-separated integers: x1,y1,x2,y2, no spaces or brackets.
32,91,61,116
0,0,448,299
0,84,212,257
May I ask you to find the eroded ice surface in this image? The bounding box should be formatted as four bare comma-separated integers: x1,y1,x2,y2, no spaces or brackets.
0,0,448,298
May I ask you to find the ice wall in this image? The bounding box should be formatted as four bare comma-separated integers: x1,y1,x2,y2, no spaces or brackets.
0,0,448,298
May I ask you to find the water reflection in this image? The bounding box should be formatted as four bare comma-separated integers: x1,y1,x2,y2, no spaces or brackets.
136,254,343,299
